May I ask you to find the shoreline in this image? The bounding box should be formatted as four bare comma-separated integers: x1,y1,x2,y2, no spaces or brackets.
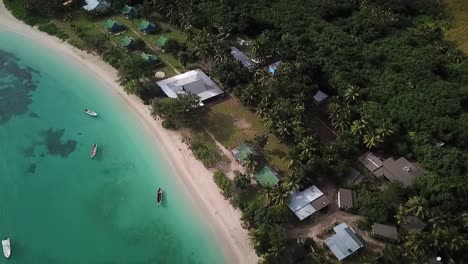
0,2,257,263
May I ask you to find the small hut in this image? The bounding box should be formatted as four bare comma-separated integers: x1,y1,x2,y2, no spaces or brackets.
140,52,158,63
121,5,137,18
119,36,134,49
104,19,122,33
157,36,167,48
138,20,156,34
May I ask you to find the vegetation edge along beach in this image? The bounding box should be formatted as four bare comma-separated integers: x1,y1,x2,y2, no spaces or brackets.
2,0,468,263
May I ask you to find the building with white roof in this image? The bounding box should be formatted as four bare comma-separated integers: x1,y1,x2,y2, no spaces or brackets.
156,69,224,104
82,0,110,12
325,223,364,261
288,185,330,221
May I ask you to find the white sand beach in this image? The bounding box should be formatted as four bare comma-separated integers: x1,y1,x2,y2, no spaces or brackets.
0,2,257,263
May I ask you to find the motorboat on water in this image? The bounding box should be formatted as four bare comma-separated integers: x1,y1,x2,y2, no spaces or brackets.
90,144,98,158
157,188,163,205
2,238,10,259
84,109,98,117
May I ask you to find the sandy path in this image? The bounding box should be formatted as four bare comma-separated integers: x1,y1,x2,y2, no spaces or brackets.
0,2,257,263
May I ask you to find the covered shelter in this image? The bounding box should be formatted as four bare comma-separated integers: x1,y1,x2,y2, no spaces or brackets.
121,5,137,18
138,20,156,33
83,0,110,12
359,152,383,173
325,223,364,261
231,143,257,164
255,166,281,186
119,36,134,48
104,19,122,33
313,90,329,105
288,185,330,221
374,157,425,186
268,61,281,74
140,52,158,63
337,188,355,209
156,69,224,104
230,47,255,68
372,223,398,241
157,36,167,47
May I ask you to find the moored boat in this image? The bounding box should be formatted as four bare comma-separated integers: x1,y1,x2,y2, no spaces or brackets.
90,144,98,158
157,188,163,205
2,238,11,259
84,109,98,117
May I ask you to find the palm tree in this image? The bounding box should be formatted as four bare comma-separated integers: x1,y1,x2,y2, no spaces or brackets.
363,131,383,149
344,85,360,104
260,184,274,204
329,102,352,131
403,231,430,256
283,174,302,193
404,196,429,220
271,184,290,205
377,120,395,138
351,119,369,137
244,153,259,174
379,245,404,264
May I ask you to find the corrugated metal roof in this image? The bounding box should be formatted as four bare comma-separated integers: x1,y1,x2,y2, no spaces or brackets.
325,223,364,261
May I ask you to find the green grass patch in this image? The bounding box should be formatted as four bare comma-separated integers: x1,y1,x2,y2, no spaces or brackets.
38,23,69,40
445,0,468,54
204,97,291,173
187,128,227,168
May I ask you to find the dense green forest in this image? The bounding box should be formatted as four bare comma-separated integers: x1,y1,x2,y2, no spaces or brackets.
6,0,468,262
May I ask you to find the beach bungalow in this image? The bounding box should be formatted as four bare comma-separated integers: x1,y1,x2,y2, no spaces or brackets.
337,188,355,210
138,20,156,34
119,36,134,49
255,166,281,186
230,47,255,68
325,223,364,261
122,5,137,18
374,157,425,187
372,223,398,241
103,19,122,33
157,36,168,48
231,143,257,164
140,52,158,63
359,152,383,173
156,69,224,105
268,61,281,74
313,90,329,105
288,185,330,221
82,0,110,12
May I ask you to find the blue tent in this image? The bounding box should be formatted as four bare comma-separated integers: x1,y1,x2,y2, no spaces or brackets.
268,61,281,74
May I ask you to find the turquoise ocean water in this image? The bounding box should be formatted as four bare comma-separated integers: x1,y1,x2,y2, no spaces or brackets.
0,30,224,263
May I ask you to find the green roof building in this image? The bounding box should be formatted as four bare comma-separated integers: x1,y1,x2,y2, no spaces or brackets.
255,166,281,186
157,36,167,47
119,36,134,48
138,20,156,33
103,19,122,33
140,52,158,63
121,5,137,18
231,143,257,164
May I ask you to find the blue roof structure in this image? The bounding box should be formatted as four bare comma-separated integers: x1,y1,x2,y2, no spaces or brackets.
83,0,110,12
268,61,281,74
325,223,364,261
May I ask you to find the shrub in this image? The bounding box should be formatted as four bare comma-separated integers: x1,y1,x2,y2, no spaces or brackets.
213,170,233,198
234,171,250,189
189,139,220,168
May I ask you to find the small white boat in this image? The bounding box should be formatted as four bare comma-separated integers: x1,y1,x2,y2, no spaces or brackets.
2,238,11,259
84,109,98,117
90,144,98,158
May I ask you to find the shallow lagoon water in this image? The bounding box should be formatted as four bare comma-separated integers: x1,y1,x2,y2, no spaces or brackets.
0,30,223,263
